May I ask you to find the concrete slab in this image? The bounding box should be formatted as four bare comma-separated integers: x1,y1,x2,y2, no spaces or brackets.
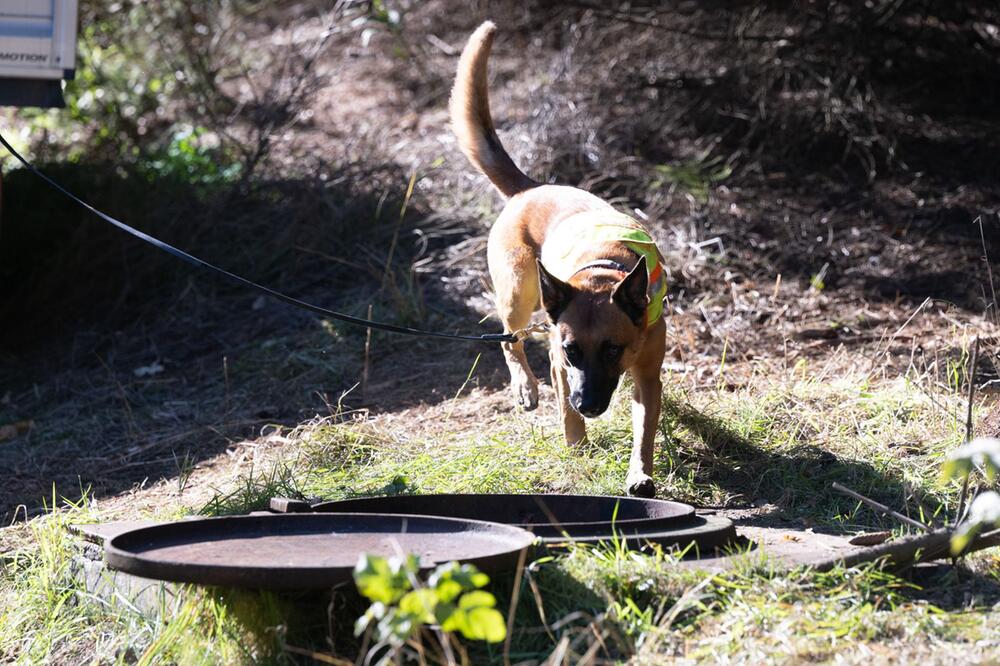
69,520,157,544
70,521,179,618
676,524,872,572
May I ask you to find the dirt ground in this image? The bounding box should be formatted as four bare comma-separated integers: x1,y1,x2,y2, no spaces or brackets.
2,0,999,529
3,3,1000,663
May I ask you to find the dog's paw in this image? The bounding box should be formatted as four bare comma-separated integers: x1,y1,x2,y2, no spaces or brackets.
511,378,539,411
626,474,656,498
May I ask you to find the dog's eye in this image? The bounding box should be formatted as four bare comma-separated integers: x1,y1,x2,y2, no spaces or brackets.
563,342,582,364
604,344,624,360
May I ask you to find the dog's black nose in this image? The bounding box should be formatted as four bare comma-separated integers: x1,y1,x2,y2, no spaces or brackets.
572,395,607,418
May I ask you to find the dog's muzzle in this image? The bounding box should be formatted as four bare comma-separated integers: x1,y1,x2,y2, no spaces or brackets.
571,394,610,419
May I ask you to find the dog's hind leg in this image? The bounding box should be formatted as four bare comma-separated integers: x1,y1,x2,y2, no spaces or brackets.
489,242,540,411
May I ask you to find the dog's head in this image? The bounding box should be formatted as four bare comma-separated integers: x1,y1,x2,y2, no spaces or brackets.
538,258,649,418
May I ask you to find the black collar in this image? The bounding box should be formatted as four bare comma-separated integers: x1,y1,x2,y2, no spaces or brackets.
570,259,630,277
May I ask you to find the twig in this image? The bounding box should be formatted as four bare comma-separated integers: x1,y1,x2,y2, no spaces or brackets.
425,33,457,55
815,529,951,571
362,303,374,399
523,567,557,646
865,297,930,379
831,482,930,532
976,216,998,324
965,337,981,442
283,643,353,665
380,172,417,292
957,336,981,524
502,547,528,666
813,527,1000,572
222,355,230,412
542,635,571,666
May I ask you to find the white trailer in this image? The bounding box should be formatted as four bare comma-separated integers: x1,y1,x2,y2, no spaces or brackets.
0,0,78,108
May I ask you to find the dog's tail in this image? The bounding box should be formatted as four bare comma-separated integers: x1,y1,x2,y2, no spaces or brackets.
449,21,537,198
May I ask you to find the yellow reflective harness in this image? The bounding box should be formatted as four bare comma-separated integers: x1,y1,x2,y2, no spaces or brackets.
541,210,667,327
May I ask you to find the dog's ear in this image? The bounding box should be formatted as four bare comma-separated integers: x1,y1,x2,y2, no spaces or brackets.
612,256,649,326
537,260,574,322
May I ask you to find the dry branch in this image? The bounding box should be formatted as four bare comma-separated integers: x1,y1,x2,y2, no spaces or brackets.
957,336,981,523
813,528,1000,572
831,482,930,532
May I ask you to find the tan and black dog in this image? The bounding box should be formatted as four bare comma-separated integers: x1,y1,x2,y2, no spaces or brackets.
449,21,667,497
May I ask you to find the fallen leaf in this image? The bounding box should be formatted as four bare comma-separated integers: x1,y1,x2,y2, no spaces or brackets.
0,420,34,441
133,362,165,378
849,531,892,546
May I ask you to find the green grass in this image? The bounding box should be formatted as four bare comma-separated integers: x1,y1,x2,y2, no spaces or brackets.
2,366,998,664
650,150,733,205
282,367,965,528
635,560,1000,663
0,494,335,664
0,495,159,664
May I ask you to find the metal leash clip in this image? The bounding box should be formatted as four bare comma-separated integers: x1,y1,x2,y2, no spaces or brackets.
511,320,550,342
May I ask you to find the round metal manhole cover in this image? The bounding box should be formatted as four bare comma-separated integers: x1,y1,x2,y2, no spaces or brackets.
301,494,726,546
553,514,739,553
105,513,535,590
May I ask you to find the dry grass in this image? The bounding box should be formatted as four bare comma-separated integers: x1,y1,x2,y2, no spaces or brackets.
3,1,1000,663
5,343,1000,663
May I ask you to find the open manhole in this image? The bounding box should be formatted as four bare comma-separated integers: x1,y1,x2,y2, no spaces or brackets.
272,494,737,552
105,513,535,590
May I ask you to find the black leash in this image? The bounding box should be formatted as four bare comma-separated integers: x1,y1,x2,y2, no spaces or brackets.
0,131,517,344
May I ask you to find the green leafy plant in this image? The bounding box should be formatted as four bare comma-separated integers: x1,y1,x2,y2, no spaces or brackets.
357,0,405,53
650,149,732,204
353,554,506,664
942,437,1000,554
144,125,243,185
942,437,1000,481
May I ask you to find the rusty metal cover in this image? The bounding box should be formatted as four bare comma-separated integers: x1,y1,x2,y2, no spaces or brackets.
548,514,739,553
287,494,733,550
104,513,535,590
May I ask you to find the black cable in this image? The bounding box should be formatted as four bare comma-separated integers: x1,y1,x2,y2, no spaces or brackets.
0,130,515,344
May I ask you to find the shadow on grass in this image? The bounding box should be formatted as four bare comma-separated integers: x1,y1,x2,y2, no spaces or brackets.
0,160,514,522
658,397,929,528
153,554,624,664
481,561,627,664
904,563,1000,612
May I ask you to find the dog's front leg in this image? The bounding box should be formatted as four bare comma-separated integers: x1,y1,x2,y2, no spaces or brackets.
490,243,541,411
550,348,586,445
501,338,539,410
627,369,662,497
626,328,666,497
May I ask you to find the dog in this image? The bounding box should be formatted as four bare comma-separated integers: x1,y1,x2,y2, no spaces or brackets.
449,21,667,497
